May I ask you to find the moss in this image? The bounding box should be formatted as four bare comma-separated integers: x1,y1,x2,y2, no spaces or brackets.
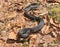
22,42,29,47
48,4,60,22
53,40,60,44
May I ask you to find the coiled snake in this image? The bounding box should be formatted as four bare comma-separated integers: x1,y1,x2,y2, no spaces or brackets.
17,3,45,39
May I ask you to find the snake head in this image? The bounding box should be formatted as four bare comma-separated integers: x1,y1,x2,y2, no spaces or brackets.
17,28,32,38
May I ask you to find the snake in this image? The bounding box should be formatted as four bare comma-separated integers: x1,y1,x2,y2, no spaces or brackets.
17,3,45,39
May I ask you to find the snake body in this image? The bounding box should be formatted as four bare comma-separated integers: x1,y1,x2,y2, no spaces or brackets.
17,3,45,39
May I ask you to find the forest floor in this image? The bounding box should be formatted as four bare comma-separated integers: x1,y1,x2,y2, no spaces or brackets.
0,0,60,47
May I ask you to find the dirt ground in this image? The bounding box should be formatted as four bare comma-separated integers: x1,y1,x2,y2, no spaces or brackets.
0,0,60,47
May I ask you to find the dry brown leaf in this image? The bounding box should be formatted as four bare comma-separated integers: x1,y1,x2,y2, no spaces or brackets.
8,31,17,40
6,11,17,19
41,25,51,34
42,35,55,43
50,18,59,27
29,34,37,47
